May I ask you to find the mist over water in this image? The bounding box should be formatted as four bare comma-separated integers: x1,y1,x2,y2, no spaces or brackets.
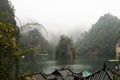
21,56,115,74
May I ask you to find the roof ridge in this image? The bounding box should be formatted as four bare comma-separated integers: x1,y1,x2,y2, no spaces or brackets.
83,64,109,78
105,68,113,80
21,72,47,79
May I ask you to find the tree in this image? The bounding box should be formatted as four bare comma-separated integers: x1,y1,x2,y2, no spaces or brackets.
0,0,20,41
0,0,20,80
0,22,20,80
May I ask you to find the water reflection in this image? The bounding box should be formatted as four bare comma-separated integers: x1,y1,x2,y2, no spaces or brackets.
21,56,115,74
56,59,74,65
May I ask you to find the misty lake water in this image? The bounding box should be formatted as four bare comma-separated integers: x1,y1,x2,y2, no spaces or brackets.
22,56,116,74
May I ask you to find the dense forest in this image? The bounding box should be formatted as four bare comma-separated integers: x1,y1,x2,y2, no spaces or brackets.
20,23,54,61
76,13,120,57
0,0,20,80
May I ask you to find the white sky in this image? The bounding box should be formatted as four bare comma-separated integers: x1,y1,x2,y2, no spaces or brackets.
11,0,120,34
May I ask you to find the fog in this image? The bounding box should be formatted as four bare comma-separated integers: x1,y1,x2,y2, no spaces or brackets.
11,0,120,40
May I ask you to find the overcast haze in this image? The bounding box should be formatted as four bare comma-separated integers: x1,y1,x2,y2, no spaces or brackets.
11,0,120,34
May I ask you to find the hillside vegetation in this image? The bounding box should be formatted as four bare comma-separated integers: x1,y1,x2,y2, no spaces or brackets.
56,35,75,60
76,13,120,56
20,27,54,61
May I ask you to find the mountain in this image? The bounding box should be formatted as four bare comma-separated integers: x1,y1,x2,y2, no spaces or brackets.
76,13,120,56
0,0,19,40
0,0,20,80
20,28,54,61
56,35,75,60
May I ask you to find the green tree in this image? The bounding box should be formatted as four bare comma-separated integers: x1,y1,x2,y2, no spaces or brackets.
0,22,20,80
0,0,19,40
0,0,20,80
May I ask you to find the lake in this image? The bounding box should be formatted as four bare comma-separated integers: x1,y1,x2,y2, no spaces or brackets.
21,56,116,74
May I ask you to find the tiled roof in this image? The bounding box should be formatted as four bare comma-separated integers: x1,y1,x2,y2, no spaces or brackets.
81,63,113,80
20,72,47,80
56,67,83,79
45,70,63,80
20,64,114,80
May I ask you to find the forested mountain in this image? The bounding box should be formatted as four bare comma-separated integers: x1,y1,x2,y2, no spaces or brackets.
20,27,54,61
0,0,19,40
0,0,20,80
0,0,15,26
76,13,120,56
56,35,75,60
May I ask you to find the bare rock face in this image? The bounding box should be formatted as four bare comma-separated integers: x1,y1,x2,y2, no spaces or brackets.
116,40,120,60
56,35,75,60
